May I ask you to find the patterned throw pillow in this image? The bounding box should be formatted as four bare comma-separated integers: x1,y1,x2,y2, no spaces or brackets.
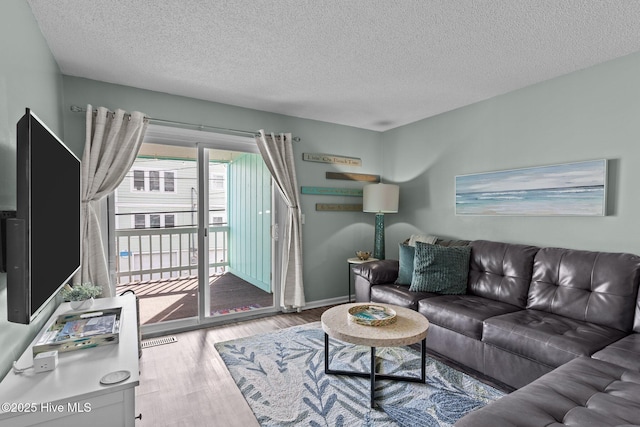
409,242,471,294
395,244,415,285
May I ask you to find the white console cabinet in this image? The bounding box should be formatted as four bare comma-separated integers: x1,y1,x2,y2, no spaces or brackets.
0,294,140,426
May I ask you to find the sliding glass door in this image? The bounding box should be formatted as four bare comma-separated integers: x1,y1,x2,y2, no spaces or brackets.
112,136,274,332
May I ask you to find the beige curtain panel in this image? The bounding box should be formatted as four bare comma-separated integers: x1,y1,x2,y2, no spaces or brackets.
74,105,148,297
256,130,305,310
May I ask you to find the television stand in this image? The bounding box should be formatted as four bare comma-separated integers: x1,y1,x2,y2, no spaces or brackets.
0,294,140,426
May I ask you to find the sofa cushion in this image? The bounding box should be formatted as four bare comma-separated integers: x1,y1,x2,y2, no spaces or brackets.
455,357,640,427
418,295,521,340
395,244,415,285
370,284,436,310
468,240,539,308
592,333,640,372
409,242,470,294
483,309,627,368
527,247,640,332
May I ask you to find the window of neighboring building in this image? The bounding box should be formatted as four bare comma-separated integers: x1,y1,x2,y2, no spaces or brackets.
149,171,160,191
150,214,161,228
132,213,177,229
134,214,146,229
133,170,145,191
131,169,177,193
211,174,224,189
164,171,175,192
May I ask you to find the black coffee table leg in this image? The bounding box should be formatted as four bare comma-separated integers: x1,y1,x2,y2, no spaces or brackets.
370,346,376,407
324,332,330,372
324,333,427,409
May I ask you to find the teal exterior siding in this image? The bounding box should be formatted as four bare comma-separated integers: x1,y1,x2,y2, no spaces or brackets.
228,153,272,293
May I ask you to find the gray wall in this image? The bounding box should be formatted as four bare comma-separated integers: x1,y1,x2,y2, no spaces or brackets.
382,51,640,258
0,0,66,379
62,76,382,304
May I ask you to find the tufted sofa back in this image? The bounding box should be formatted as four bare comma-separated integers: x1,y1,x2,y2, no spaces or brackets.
468,240,540,308
528,248,640,332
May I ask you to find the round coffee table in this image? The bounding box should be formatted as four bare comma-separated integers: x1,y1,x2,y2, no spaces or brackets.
321,303,430,408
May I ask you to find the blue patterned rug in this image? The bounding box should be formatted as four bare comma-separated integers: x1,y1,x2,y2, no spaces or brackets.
215,322,504,426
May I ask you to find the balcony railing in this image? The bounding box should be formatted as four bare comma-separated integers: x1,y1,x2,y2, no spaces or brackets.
115,225,229,284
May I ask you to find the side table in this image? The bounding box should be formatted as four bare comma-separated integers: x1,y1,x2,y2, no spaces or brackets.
347,257,378,302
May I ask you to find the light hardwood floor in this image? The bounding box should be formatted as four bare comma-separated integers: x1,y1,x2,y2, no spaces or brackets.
136,307,331,427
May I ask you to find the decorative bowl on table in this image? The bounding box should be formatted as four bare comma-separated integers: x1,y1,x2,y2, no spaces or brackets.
348,304,397,326
355,251,371,260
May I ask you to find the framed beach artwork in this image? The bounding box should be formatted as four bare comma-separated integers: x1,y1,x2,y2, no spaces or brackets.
455,160,607,216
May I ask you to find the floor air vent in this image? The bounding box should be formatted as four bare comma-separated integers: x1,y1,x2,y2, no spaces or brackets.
141,336,178,349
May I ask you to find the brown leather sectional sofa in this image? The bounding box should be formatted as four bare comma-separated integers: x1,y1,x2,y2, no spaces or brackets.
353,239,640,426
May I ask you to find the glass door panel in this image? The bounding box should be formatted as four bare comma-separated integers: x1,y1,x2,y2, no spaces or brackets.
205,149,273,318
114,143,200,325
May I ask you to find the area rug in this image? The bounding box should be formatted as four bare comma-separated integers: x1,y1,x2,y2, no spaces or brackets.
211,303,262,316
215,322,504,426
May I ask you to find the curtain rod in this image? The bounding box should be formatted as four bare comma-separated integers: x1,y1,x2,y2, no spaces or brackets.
69,105,301,142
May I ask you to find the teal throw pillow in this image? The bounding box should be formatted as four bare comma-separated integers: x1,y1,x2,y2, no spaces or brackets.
395,244,415,285
409,242,471,294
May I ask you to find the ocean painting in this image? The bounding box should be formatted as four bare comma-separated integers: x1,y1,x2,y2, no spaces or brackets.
455,160,606,216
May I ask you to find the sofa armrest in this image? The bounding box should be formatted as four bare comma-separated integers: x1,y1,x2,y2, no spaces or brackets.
352,260,399,285
353,260,399,303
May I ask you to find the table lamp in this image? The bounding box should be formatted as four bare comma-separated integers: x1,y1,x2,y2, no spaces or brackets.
363,183,399,260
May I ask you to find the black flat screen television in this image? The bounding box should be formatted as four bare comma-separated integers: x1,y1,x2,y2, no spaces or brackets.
1,108,81,324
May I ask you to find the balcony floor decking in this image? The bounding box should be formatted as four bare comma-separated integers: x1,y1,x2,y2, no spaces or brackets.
116,273,273,325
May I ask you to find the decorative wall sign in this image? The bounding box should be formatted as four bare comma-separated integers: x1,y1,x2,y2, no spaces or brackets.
455,159,607,216
303,153,362,167
301,186,363,197
316,203,363,212
326,172,380,182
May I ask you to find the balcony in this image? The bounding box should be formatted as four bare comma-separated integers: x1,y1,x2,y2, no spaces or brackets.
115,225,228,282
114,225,273,324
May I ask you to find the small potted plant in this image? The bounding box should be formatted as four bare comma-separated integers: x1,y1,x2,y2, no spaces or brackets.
61,283,103,310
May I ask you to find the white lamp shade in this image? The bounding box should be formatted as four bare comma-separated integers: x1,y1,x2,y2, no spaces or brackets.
363,183,399,213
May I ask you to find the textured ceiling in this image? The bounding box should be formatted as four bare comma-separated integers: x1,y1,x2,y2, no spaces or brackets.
27,1,640,131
